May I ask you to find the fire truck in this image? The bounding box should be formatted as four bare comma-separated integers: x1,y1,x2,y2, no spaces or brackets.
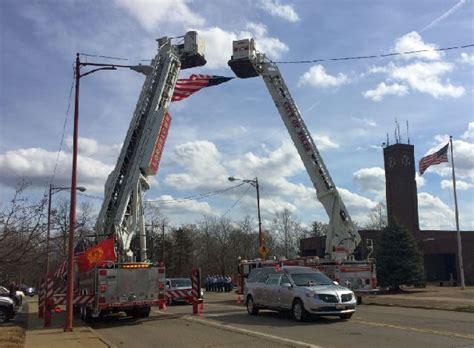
75,32,206,320
228,39,377,297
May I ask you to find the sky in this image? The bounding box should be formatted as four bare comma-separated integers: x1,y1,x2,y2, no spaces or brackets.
0,0,473,232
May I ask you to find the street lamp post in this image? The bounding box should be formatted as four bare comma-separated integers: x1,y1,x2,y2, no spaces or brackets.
228,176,265,257
44,185,85,322
64,54,152,332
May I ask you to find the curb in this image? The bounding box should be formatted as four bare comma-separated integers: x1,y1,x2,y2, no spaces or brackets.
83,324,117,348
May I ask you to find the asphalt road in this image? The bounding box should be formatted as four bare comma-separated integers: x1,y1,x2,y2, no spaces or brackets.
91,292,474,348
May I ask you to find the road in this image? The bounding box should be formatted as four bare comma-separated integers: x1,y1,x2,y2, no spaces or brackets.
91,292,474,348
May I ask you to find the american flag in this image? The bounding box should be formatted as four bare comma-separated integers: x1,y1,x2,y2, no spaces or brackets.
419,143,449,175
171,74,233,102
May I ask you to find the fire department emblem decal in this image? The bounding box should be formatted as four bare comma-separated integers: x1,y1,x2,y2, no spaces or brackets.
87,247,104,264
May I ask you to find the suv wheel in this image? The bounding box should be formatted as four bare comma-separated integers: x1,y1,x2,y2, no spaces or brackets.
292,299,308,322
0,308,9,324
246,296,259,315
339,313,353,320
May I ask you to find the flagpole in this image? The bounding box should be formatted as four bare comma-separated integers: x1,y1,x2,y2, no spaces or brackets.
450,136,465,290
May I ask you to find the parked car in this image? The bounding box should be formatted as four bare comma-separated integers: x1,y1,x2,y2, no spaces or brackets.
0,286,24,306
244,266,356,321
0,296,16,324
22,286,36,297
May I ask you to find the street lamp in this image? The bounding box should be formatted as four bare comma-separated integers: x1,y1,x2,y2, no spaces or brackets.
44,185,85,320
228,176,265,257
65,53,152,332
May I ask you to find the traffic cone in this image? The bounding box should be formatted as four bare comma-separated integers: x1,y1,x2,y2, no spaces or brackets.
162,301,167,311
236,294,241,305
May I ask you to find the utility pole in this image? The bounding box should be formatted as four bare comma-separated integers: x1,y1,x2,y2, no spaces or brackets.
162,219,165,262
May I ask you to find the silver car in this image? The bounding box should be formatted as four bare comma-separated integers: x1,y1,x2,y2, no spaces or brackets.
244,266,356,321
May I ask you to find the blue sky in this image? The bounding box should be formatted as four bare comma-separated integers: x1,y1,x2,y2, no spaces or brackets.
0,0,473,231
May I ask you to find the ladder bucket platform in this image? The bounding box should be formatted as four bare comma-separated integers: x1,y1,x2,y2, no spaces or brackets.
228,58,259,78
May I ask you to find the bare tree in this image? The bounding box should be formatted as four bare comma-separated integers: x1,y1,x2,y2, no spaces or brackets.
364,202,387,230
271,209,307,258
0,183,47,284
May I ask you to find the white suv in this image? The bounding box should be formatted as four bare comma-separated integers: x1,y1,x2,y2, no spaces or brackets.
244,266,356,321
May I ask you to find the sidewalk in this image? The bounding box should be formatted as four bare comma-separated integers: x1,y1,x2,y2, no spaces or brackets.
362,285,474,312
24,299,115,348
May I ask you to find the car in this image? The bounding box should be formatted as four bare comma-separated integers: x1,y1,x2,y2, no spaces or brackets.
0,286,24,306
23,286,36,297
0,296,16,324
244,266,357,321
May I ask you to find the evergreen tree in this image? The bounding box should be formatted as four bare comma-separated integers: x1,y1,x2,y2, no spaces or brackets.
376,220,425,289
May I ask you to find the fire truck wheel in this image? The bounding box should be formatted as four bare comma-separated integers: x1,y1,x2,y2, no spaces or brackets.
246,296,259,315
292,299,308,322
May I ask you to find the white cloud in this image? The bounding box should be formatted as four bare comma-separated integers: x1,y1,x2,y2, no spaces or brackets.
114,0,205,32
460,52,474,65
366,33,464,100
164,140,228,190
65,136,121,162
418,192,454,230
196,24,288,69
299,65,349,88
393,31,441,61
441,179,473,190
352,167,386,198
390,61,464,98
461,122,474,140
313,133,339,149
338,187,378,223
257,0,300,22
415,172,426,188
363,82,408,101
148,195,215,219
0,147,113,193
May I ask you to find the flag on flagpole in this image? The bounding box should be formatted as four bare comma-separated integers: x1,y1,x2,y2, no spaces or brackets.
172,74,233,102
419,143,449,175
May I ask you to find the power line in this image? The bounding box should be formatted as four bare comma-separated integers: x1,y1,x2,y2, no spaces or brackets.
146,183,246,205
78,43,473,66
44,67,75,198
78,52,129,61
273,44,473,64
220,184,252,219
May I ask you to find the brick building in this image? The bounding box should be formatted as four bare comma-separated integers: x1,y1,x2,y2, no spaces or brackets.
300,142,474,285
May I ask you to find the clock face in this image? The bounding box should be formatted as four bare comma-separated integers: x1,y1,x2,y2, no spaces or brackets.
402,154,411,166
388,156,396,168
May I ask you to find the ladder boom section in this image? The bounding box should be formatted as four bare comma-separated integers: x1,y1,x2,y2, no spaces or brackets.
96,32,206,261
228,39,360,261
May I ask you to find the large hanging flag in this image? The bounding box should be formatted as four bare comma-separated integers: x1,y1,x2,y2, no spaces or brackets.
419,143,449,175
172,74,233,102
77,238,117,272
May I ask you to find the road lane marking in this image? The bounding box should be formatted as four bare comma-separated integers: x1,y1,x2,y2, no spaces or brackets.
183,315,322,348
353,319,474,340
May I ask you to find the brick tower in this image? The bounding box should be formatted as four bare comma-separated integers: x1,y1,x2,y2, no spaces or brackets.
383,143,420,239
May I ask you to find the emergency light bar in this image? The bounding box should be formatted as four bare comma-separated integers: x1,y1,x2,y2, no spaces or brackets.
120,264,152,269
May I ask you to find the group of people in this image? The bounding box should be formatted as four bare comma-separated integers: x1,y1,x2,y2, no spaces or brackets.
205,275,233,292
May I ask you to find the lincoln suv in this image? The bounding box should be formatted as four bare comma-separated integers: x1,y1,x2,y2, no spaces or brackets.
244,266,356,321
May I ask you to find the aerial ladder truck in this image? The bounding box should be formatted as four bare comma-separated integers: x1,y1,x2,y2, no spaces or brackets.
229,39,376,296
74,32,206,320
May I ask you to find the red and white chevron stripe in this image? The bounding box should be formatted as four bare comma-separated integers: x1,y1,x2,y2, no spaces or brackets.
166,289,192,300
